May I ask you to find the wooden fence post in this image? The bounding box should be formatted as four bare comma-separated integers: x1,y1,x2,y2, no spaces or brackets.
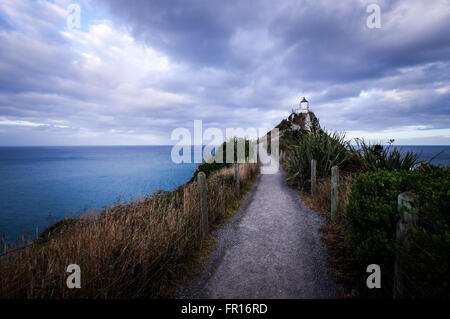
311,159,317,197
245,156,249,181
197,172,208,238
257,143,259,163
393,192,418,299
235,162,240,194
256,140,261,165
331,165,339,222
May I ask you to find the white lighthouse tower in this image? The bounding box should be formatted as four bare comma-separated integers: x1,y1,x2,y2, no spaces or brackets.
296,97,309,114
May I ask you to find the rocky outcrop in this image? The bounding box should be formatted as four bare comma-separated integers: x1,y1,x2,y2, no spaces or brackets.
277,111,322,136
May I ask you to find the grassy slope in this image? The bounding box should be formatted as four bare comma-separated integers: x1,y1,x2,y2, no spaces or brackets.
0,163,259,299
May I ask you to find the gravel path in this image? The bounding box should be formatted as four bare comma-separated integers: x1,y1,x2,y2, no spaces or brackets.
177,146,338,299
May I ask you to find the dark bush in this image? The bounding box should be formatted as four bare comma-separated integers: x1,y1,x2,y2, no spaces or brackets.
192,161,229,180
353,139,421,172
191,138,252,180
283,130,357,189
346,165,450,297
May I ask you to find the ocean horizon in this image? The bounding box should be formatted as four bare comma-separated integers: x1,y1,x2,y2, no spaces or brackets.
0,145,200,243
0,144,448,243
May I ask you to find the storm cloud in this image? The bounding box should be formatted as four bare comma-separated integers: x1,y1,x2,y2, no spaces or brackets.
0,0,449,145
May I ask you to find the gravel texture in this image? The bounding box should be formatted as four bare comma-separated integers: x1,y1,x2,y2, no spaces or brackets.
177,146,338,299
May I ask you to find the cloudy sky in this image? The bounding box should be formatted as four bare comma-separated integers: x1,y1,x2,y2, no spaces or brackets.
0,0,449,146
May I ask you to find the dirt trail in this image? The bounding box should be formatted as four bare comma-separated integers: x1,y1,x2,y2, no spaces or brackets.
178,146,338,298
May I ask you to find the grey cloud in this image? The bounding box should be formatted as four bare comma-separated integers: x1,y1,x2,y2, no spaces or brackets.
0,0,449,146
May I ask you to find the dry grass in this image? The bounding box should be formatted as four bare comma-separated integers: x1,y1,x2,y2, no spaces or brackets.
0,163,258,299
309,173,354,222
300,172,365,298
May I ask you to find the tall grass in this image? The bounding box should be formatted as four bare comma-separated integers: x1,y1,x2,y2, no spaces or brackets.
282,130,422,191
287,132,425,298
283,130,355,189
353,138,421,171
192,138,253,180
0,163,258,299
309,174,354,221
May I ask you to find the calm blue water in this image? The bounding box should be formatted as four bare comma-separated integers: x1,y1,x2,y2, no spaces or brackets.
396,145,449,167
351,145,450,166
0,145,448,243
0,146,198,242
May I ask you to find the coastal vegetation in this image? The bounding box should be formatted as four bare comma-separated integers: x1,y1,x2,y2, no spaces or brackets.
280,127,449,298
346,165,449,298
0,145,258,298
192,138,252,180
282,129,358,190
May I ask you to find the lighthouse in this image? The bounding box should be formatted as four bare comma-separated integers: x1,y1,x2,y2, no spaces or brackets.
283,96,322,135
296,97,309,114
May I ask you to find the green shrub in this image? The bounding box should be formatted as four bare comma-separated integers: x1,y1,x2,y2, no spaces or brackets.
353,139,421,172
192,161,229,180
191,138,252,180
346,170,406,290
283,130,357,189
405,164,450,298
346,165,450,297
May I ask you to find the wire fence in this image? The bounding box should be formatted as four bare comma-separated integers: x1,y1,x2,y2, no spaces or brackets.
306,160,449,298
0,162,258,299
0,200,154,257
394,211,449,299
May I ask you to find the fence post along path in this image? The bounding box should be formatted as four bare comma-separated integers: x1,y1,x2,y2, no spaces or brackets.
311,159,317,197
330,165,339,222
393,192,418,299
235,162,240,194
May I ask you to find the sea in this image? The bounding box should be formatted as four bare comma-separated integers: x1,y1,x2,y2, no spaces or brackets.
0,146,199,243
0,145,448,242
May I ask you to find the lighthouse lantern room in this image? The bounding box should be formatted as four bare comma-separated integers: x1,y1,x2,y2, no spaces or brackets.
296,97,309,114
